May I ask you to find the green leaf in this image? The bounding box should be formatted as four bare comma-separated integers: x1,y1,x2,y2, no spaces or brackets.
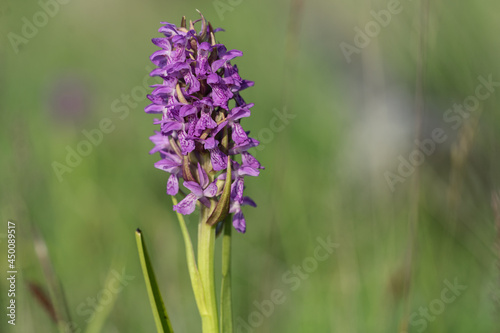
135,229,174,333
220,216,233,332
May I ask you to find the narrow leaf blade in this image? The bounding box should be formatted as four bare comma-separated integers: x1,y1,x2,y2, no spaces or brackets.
135,229,174,333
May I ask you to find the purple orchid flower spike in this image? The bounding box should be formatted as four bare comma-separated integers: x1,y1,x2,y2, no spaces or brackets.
143,14,264,333
146,13,263,233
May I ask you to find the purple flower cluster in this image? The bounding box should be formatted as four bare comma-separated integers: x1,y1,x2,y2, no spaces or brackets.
146,13,263,233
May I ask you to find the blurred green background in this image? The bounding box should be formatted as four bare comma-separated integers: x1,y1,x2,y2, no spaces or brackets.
1,0,500,332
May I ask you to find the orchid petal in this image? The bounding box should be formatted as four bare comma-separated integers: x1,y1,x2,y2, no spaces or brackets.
203,181,218,197
232,211,246,233
173,193,198,215
197,163,209,188
167,174,179,195
183,181,204,197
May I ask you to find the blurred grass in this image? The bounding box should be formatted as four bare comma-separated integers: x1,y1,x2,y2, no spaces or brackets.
1,0,500,332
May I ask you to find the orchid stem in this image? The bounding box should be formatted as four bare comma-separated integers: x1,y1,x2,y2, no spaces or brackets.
198,204,219,333
220,215,233,332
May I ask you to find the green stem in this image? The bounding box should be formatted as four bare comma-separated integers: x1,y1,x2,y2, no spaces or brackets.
171,196,207,318
198,204,219,333
220,216,233,332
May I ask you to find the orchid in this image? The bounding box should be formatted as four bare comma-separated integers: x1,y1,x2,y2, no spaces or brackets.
137,12,263,333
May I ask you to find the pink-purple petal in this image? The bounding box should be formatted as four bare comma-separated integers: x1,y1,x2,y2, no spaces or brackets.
183,181,204,197
152,37,171,50
238,166,260,177
154,158,181,173
145,103,165,114
179,104,198,117
178,131,195,155
184,71,200,94
231,123,250,145
242,196,257,207
210,148,228,172
203,181,218,197
197,163,209,188
167,174,179,195
195,111,217,136
232,211,246,233
231,177,244,203
173,193,198,215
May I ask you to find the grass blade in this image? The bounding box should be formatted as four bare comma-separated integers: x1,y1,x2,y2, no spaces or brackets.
83,266,122,333
32,225,73,333
27,282,57,323
135,229,174,333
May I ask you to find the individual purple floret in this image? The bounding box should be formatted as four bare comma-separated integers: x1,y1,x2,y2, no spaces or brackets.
174,164,218,215
154,152,182,195
146,12,262,233
230,197,256,233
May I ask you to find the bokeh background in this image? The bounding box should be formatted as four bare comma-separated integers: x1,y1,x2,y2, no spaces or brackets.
1,0,500,332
